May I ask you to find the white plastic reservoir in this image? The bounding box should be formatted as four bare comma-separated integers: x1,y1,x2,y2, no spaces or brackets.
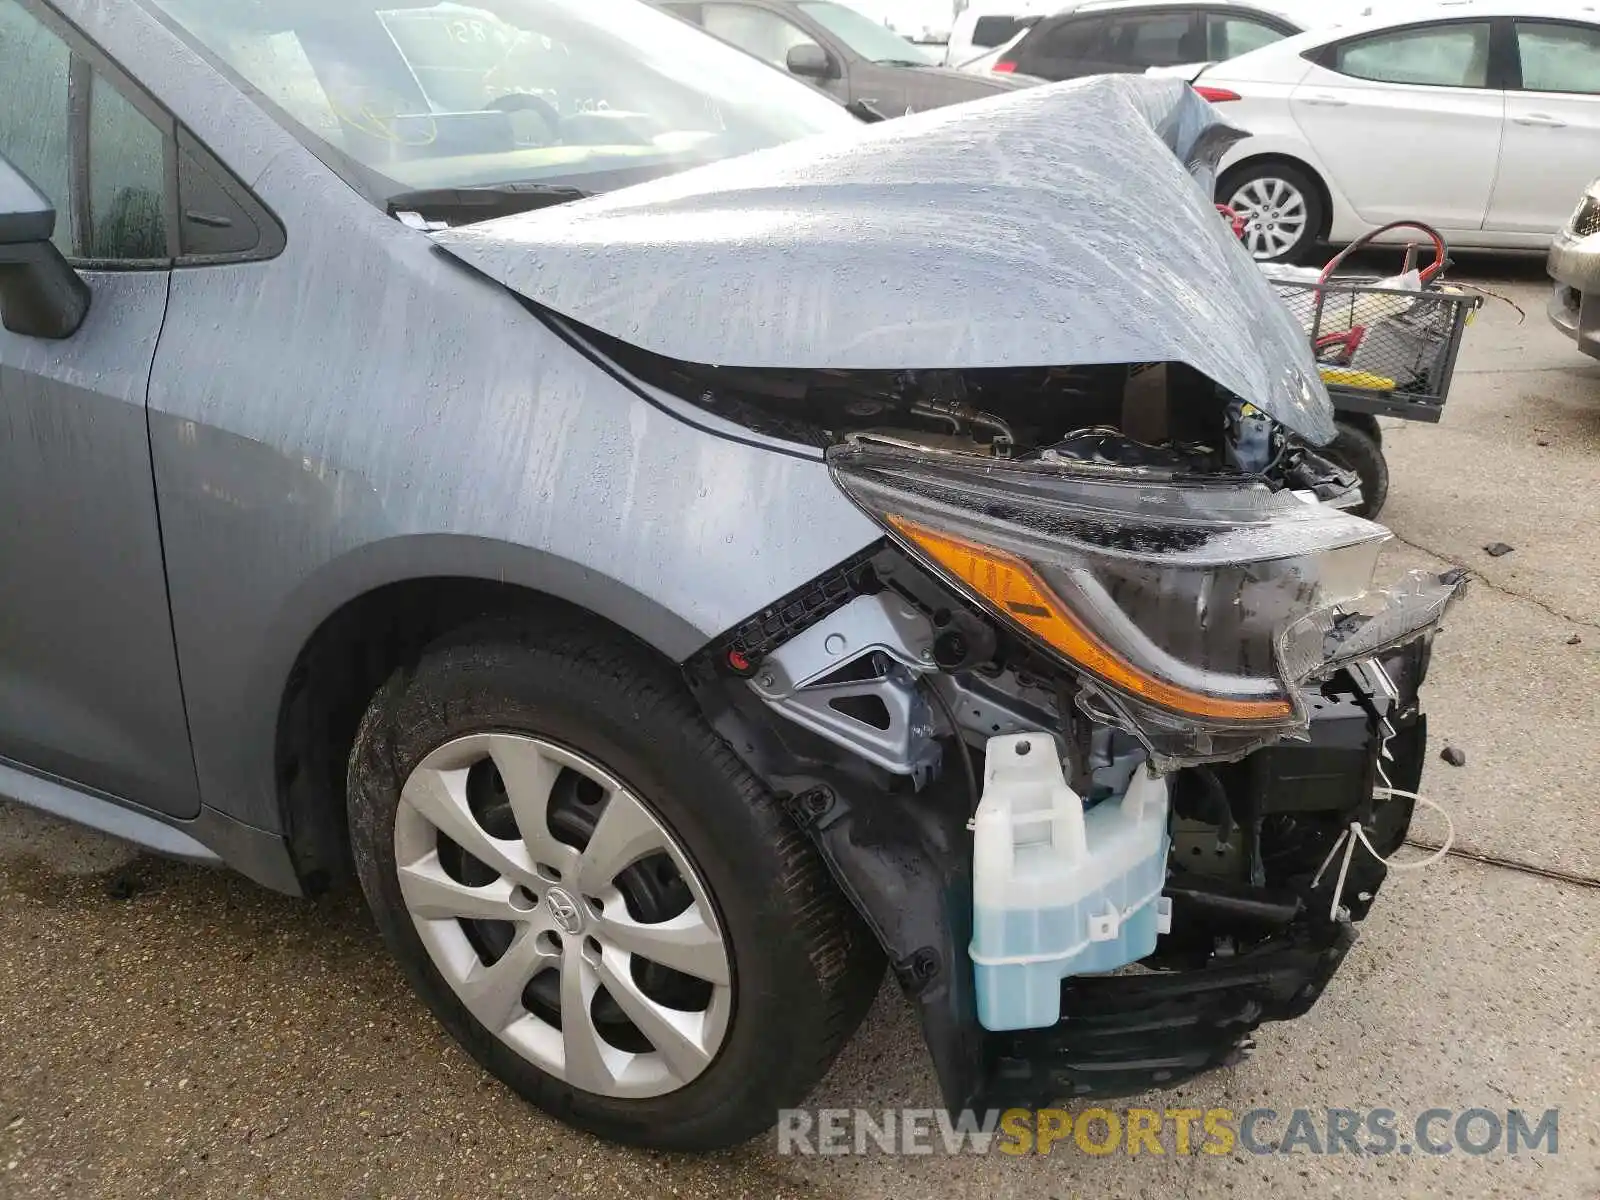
970,733,1171,1032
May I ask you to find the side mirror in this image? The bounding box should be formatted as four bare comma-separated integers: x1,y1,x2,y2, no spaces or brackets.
0,153,90,340
786,42,836,79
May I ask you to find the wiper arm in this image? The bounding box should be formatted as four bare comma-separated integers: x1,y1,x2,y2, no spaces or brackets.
386,183,591,227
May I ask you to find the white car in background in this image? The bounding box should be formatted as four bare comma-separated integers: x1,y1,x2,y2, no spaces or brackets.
945,0,1058,66
1191,0,1600,261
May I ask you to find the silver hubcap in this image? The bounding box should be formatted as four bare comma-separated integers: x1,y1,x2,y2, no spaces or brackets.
395,733,733,1099
1229,176,1309,260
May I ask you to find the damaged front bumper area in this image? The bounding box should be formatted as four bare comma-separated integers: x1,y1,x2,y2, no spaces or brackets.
688,537,1459,1112
443,67,1464,1109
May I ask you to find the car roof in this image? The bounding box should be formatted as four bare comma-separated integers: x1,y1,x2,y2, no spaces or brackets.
1036,0,1324,23
1227,0,1600,49
959,0,1074,16
1073,0,1282,9
1033,0,1309,22
966,0,1293,12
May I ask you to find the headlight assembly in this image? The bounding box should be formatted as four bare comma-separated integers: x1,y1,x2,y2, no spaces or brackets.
827,443,1428,766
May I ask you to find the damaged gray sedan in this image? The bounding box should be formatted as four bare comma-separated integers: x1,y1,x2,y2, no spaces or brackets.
0,0,1462,1151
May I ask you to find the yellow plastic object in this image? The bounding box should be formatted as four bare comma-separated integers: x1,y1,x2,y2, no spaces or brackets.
1436,286,1480,324
886,515,1294,722
1319,367,1396,390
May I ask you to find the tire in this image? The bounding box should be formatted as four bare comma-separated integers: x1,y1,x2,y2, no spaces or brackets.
346,613,883,1151
1219,160,1326,265
1323,420,1389,520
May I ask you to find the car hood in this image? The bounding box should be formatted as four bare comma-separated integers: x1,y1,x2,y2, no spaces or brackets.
897,62,1035,91
434,75,1335,443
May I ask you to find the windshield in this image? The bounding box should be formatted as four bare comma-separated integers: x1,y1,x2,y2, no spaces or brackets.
798,1,941,63
140,0,856,202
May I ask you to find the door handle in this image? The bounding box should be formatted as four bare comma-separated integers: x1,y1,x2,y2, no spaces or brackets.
1513,112,1566,127
1300,93,1348,107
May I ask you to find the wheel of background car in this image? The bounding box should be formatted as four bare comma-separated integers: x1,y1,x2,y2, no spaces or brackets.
1323,420,1389,520
1219,161,1325,265
483,91,563,145
344,612,883,1151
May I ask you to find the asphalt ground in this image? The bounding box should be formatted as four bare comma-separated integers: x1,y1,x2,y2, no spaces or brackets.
1,255,1596,1199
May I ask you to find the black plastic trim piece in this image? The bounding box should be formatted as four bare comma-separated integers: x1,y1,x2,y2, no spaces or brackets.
173,125,287,265
522,299,823,463
981,922,1356,1106
705,545,881,671
1490,15,1521,91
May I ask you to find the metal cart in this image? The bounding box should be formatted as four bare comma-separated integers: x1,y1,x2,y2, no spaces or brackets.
1234,217,1484,519
1268,277,1481,425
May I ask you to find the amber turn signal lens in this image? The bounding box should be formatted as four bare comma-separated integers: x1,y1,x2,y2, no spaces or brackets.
887,515,1295,722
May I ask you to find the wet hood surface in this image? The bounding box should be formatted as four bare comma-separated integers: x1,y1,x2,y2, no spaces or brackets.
436,75,1335,443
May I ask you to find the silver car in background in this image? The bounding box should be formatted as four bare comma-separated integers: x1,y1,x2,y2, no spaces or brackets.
1549,177,1600,359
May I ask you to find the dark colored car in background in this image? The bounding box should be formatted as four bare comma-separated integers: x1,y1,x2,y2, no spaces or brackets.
994,0,1299,80
659,0,1033,112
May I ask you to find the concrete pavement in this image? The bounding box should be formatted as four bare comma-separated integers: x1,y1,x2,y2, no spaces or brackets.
1,260,1596,1199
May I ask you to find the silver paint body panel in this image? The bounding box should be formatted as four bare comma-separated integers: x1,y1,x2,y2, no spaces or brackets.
436,75,1336,443
0,270,200,818
147,163,879,830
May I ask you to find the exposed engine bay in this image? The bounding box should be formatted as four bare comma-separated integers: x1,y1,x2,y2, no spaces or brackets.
594,334,1366,509
650,339,1464,1114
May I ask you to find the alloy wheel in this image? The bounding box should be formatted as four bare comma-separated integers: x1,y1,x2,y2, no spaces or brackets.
393,733,733,1099
1228,176,1309,260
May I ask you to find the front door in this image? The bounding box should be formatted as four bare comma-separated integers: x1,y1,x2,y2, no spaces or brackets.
699,2,851,102
0,0,198,816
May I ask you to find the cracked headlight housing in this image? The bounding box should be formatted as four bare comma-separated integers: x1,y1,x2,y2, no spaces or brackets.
829,443,1395,766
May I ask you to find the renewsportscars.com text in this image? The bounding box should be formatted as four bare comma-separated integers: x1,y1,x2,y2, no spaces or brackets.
775,1106,1560,1157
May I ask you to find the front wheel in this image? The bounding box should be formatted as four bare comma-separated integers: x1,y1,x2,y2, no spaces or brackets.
1219,161,1326,265
1322,420,1389,519
345,614,883,1150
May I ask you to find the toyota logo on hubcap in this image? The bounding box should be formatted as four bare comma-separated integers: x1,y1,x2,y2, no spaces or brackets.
544,886,584,935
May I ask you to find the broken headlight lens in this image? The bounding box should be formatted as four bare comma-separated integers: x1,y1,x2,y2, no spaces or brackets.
828,443,1392,765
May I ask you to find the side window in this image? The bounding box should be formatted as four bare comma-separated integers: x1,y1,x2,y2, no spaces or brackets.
1516,20,1600,94
1103,12,1202,69
972,15,1026,50
0,0,171,263
701,4,816,68
1330,22,1493,88
1207,15,1287,61
1036,15,1111,59
87,74,169,260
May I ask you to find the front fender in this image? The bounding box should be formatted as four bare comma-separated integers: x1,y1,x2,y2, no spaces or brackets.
148,145,879,835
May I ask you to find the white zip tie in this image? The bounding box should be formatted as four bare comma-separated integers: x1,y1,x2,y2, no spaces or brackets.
1309,782,1455,920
